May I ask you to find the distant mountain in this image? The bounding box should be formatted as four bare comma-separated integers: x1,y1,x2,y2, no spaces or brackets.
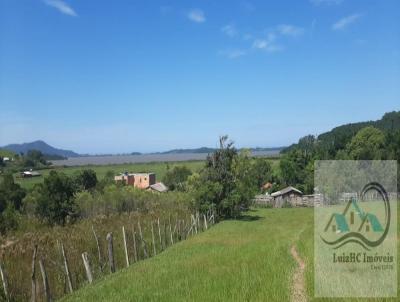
159,147,216,154
158,146,284,154
249,147,285,152
1,140,80,158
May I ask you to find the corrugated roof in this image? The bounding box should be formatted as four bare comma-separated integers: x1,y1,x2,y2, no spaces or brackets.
149,182,168,192
271,186,302,197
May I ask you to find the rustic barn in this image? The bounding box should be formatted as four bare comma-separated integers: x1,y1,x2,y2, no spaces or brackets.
271,186,303,207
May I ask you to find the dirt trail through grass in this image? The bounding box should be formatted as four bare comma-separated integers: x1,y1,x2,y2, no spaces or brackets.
290,245,307,302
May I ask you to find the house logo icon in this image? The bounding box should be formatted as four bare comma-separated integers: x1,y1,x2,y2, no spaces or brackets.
321,182,390,250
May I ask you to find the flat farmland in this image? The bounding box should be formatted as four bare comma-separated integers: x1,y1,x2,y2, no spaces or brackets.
14,160,205,189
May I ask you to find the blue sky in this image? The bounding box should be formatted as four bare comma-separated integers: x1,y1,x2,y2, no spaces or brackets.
0,0,399,153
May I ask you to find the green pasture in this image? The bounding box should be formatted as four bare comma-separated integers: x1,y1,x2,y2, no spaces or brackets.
14,160,205,189
62,207,399,302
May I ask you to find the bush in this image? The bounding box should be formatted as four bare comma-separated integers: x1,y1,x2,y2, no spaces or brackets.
34,171,79,225
162,166,192,191
0,205,19,233
191,136,260,218
74,169,98,191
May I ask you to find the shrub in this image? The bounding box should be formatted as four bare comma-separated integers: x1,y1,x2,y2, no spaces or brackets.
162,166,192,191
34,171,79,225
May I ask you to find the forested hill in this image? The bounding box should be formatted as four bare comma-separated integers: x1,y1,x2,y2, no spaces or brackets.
0,140,79,158
283,111,400,155
278,111,399,194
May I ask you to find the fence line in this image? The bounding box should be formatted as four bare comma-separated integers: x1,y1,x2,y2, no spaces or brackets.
0,211,216,301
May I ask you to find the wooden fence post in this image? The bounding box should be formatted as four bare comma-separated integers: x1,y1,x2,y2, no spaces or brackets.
81,252,93,284
60,243,73,293
122,226,130,267
163,222,168,248
132,226,138,262
169,217,174,245
39,259,51,302
182,219,186,240
173,219,178,239
106,233,115,273
151,222,156,256
91,225,103,272
191,215,198,234
31,245,38,302
138,221,148,258
0,262,9,302
177,220,181,241
157,218,162,251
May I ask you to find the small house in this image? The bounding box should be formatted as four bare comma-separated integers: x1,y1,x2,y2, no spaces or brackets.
114,172,156,189
271,186,303,207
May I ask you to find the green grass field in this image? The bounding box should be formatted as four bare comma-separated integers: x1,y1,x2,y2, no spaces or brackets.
14,158,280,190
14,160,205,189
62,208,399,302
62,208,305,302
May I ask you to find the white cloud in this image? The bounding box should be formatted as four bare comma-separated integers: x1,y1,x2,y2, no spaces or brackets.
43,0,77,17
219,23,302,59
252,39,268,49
277,24,304,37
221,24,237,37
219,49,246,59
332,13,362,31
187,9,205,23
252,38,282,53
310,0,344,5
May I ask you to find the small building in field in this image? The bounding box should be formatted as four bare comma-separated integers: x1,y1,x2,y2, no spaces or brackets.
271,186,303,207
20,170,42,178
115,172,165,190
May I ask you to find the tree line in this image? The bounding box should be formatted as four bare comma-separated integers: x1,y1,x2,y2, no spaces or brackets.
279,111,400,194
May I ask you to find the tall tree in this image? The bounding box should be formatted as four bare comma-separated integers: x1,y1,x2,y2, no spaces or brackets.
346,126,385,160
192,136,258,218
74,169,98,191
35,171,78,225
162,166,192,191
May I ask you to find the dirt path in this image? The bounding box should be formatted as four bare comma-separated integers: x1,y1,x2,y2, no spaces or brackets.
290,245,307,302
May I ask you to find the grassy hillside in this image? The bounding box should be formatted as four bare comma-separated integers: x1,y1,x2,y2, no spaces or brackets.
63,208,307,302
62,208,399,302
